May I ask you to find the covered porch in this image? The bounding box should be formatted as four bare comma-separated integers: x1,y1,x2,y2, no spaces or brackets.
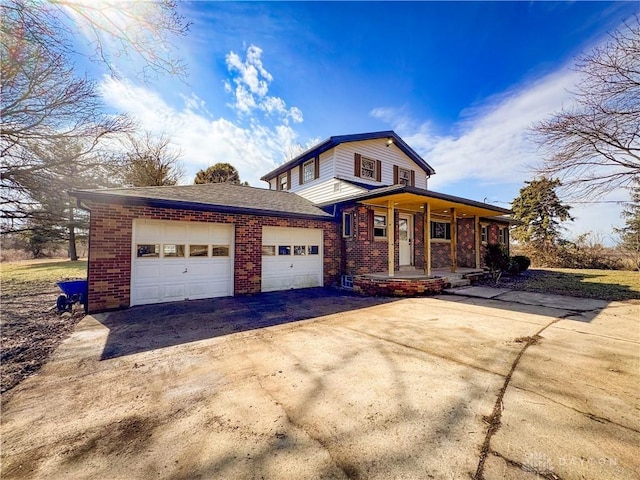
339,186,512,278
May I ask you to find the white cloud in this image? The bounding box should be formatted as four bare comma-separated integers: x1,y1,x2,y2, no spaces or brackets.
99,77,301,187
371,66,631,243
225,45,302,123
372,67,579,189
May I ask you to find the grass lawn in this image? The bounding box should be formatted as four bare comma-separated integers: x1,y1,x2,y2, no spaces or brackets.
1,259,88,297
497,267,640,302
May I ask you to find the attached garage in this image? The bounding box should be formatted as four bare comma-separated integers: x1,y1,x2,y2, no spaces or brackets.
261,227,323,292
72,182,340,312
131,219,234,306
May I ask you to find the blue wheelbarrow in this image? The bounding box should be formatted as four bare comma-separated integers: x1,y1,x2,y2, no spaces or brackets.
56,279,88,313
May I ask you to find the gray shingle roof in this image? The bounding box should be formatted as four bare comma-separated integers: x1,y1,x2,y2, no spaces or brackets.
71,183,334,220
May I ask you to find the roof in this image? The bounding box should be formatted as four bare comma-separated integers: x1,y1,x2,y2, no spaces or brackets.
71,183,334,220
261,131,436,182
317,184,513,216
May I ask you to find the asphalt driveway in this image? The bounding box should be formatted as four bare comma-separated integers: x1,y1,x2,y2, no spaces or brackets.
1,288,638,479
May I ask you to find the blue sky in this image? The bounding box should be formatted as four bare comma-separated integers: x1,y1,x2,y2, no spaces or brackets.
86,1,638,243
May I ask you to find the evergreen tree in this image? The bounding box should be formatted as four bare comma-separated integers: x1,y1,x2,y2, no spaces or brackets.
194,163,248,185
511,177,574,263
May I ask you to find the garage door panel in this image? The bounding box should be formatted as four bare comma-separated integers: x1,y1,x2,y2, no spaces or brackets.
131,220,234,306
136,222,161,241
262,227,323,293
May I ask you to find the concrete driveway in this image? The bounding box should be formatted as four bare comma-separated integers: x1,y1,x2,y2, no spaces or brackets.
1,288,638,480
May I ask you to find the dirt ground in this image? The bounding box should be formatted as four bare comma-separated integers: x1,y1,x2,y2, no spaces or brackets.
0,287,84,395
1,288,638,480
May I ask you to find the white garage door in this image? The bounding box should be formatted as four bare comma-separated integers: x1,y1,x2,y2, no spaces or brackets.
131,220,234,306
262,227,323,292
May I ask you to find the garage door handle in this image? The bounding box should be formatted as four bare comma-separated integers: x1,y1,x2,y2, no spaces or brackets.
183,268,188,273
290,264,293,268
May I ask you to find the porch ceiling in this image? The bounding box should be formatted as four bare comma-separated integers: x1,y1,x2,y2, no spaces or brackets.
360,192,508,218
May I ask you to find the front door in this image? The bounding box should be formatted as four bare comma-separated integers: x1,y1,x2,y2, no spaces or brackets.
399,214,412,266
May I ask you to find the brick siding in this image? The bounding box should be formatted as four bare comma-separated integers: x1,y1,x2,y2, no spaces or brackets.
353,276,447,296
343,208,509,273
86,201,340,312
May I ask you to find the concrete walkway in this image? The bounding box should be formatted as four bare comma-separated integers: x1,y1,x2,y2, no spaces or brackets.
444,285,609,311
1,288,638,480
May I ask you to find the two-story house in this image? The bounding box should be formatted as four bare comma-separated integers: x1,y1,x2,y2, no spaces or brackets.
72,131,512,312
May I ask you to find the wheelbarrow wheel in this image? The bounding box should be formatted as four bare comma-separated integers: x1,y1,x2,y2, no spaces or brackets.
56,294,69,313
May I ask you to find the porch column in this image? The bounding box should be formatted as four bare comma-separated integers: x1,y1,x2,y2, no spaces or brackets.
475,215,481,268
424,203,431,276
450,208,457,273
387,200,395,277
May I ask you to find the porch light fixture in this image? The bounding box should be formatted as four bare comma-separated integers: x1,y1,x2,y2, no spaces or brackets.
386,138,393,147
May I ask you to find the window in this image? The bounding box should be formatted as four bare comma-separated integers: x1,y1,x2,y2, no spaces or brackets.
278,174,288,191
163,244,185,257
294,245,306,255
498,227,507,245
308,245,319,255
481,225,488,243
211,245,230,257
262,245,276,256
430,221,451,240
278,245,291,255
189,245,209,257
374,214,387,239
361,157,377,179
137,244,160,258
303,160,315,183
342,212,353,237
341,275,354,289
398,167,411,186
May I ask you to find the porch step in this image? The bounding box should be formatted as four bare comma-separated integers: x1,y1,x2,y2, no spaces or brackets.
398,266,420,272
447,278,471,288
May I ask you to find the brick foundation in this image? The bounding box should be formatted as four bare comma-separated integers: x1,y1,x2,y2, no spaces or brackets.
353,276,447,296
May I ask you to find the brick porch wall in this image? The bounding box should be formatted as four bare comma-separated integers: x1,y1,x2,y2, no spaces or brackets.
343,208,497,273
86,202,340,312
456,218,476,268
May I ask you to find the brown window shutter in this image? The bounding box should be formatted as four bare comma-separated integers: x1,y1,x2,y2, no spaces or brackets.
375,160,382,182
367,209,374,240
410,170,415,187
393,165,399,184
354,153,361,177
299,165,304,185
286,170,291,190
314,156,320,180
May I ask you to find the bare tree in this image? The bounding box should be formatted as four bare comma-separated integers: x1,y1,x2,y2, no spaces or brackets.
1,10,131,229
120,132,184,187
1,0,190,257
532,15,640,199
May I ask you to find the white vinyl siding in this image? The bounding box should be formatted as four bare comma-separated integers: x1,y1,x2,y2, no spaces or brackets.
334,138,427,189
265,137,430,202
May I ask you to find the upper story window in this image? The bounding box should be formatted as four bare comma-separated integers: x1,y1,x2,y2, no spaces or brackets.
393,165,415,186
303,160,315,183
354,153,381,182
278,173,288,191
398,167,411,186
361,157,377,179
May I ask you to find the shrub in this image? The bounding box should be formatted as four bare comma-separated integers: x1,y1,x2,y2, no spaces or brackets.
509,255,531,275
484,243,510,283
